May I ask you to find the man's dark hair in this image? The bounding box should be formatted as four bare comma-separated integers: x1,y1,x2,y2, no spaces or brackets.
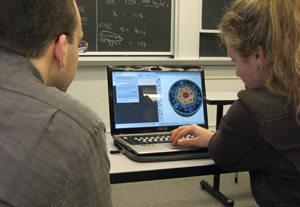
0,0,78,58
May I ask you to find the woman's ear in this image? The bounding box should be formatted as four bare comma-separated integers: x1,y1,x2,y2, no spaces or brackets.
54,34,67,67
255,45,266,67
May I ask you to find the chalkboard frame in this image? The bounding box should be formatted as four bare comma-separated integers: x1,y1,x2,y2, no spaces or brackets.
78,0,175,57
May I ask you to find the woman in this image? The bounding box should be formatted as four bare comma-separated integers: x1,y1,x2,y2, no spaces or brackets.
170,0,300,206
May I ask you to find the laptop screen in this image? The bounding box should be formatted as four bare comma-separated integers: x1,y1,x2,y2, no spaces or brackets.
107,66,208,134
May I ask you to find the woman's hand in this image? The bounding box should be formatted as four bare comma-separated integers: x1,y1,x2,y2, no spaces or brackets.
170,124,214,148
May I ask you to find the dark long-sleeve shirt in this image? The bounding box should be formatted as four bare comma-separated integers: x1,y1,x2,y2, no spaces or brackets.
209,88,300,206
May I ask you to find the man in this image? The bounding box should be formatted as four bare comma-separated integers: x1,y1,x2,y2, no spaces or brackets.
0,0,112,206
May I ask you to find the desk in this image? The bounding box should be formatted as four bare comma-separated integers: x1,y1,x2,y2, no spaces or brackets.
108,133,225,184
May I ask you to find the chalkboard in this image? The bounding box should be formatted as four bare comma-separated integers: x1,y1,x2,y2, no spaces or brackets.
199,33,227,57
202,0,233,30
77,0,173,54
199,0,233,57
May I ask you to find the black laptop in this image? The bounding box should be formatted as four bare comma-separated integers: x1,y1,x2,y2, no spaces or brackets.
107,66,209,161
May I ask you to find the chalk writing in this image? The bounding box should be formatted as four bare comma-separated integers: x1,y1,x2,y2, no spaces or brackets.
99,30,124,47
125,0,137,5
132,12,144,18
77,0,171,52
120,27,130,32
106,0,116,4
141,0,170,8
78,6,86,13
104,0,170,8
78,6,89,25
81,17,89,25
99,22,112,30
134,28,147,35
137,41,147,48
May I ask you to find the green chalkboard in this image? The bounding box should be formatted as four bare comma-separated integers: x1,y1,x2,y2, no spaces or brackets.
200,0,233,57
202,0,233,30
77,0,172,53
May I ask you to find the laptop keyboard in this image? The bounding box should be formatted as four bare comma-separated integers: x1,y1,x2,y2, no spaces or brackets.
121,134,194,145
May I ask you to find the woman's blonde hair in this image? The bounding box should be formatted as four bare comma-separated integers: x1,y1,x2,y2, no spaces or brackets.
219,0,300,123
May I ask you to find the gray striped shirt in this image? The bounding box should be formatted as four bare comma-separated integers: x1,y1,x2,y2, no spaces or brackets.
0,48,112,207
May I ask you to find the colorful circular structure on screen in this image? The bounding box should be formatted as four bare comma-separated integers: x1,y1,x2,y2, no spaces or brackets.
169,79,203,117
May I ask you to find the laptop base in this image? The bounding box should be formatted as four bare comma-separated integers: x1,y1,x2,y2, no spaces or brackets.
115,142,210,162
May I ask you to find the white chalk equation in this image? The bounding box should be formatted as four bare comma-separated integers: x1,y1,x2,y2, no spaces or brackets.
111,10,144,19
78,5,86,13
98,29,147,48
141,0,170,8
99,14,148,48
105,0,170,8
78,6,89,26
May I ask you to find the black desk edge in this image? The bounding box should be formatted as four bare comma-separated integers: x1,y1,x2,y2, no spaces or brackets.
110,164,227,184
205,99,235,105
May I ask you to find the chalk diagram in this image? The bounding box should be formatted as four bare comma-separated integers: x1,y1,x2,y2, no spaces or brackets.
169,80,202,117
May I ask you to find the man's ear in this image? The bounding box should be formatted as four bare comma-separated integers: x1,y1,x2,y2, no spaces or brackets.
255,46,266,67
54,34,67,67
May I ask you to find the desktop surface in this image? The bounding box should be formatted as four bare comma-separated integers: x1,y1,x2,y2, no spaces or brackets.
107,133,224,184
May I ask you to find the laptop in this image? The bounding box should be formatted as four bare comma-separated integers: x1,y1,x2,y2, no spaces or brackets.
107,65,209,157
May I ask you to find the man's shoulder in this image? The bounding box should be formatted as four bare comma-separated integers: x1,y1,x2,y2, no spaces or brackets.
3,80,104,135
0,50,105,134
41,88,105,133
